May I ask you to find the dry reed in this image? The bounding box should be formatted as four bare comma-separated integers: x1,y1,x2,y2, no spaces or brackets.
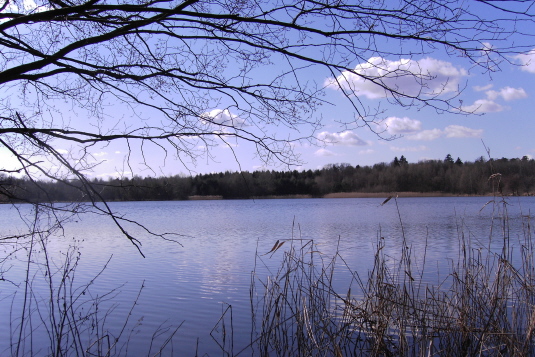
247,197,535,356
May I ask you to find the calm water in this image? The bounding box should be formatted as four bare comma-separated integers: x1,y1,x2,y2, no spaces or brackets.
1,197,534,356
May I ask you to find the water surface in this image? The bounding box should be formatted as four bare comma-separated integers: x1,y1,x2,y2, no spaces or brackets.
1,197,533,355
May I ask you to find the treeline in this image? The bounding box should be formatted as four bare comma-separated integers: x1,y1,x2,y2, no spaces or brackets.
2,155,535,203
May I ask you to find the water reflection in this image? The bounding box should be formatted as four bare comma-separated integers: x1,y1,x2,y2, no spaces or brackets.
1,197,534,355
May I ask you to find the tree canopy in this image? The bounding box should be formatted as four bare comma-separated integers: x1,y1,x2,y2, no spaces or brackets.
3,155,534,201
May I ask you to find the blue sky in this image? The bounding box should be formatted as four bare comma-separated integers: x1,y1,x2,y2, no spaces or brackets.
306,54,535,168
85,51,534,178
2,1,535,178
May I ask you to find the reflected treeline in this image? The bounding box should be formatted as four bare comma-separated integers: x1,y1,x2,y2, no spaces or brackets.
2,155,535,202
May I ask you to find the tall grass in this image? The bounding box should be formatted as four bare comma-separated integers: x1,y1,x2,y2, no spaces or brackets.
249,197,535,356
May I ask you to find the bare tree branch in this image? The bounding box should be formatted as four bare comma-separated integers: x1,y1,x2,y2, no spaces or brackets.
1,0,534,249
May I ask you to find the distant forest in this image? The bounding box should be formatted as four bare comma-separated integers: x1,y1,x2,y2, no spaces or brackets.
2,154,535,203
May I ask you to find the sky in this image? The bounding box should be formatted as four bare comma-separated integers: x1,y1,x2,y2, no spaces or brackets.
2,1,535,178
105,49,535,178
303,54,535,169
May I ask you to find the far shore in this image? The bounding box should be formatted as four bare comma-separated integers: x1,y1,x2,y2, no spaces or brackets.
322,191,496,198
187,191,506,201
1,192,522,205
188,195,224,200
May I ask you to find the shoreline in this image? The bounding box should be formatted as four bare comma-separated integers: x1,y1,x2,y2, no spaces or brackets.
321,191,494,198
1,192,521,205
188,191,501,201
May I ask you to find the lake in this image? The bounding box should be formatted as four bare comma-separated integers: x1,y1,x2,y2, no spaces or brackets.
1,196,534,356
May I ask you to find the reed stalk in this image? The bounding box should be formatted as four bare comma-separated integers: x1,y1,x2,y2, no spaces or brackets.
249,198,535,356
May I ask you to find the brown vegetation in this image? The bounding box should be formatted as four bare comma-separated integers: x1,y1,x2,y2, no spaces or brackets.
246,197,535,356
323,192,471,198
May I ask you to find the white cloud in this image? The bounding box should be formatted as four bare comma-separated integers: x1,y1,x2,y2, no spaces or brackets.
514,49,535,73
93,151,108,157
326,56,467,99
390,145,428,152
359,149,375,155
486,87,527,101
56,149,68,155
474,84,493,92
461,99,505,113
380,116,422,135
407,129,443,141
481,42,494,53
444,125,483,138
460,86,524,114
314,148,336,157
200,109,247,127
0,148,23,174
317,130,368,146
405,125,483,140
